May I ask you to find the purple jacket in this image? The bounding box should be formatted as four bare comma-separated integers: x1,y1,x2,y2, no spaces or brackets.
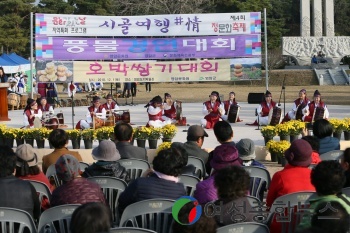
194,175,217,205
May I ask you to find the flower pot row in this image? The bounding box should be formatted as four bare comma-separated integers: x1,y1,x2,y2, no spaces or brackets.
135,138,173,149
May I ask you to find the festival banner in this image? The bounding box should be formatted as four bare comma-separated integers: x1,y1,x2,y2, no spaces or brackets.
36,35,261,60
35,12,261,37
72,59,231,82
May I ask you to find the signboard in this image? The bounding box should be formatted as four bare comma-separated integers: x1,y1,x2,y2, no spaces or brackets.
36,35,261,60
36,12,261,37
72,59,231,82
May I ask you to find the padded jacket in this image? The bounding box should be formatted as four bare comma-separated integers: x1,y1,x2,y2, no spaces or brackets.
50,178,106,207
82,161,131,183
0,176,40,220
318,136,340,154
118,173,186,213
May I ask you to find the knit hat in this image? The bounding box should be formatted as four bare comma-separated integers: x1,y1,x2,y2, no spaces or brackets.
300,89,306,94
188,125,208,138
92,96,100,103
92,140,121,161
314,90,321,97
284,139,312,167
210,144,242,170
236,139,256,160
265,90,272,97
55,154,80,182
15,144,38,168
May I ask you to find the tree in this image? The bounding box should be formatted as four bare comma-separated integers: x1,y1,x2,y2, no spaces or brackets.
36,0,75,14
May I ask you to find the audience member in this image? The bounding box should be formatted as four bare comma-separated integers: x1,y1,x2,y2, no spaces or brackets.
15,144,53,210
341,148,350,188
172,201,217,233
301,136,321,165
114,122,148,160
82,140,130,183
312,119,340,154
118,147,187,214
70,202,112,233
0,145,40,220
194,141,242,205
236,138,267,201
42,129,82,174
206,121,235,173
211,166,254,226
50,155,106,207
267,139,315,233
182,125,209,164
297,160,350,230
171,142,196,177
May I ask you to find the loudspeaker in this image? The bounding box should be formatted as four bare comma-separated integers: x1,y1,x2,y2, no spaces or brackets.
247,93,264,104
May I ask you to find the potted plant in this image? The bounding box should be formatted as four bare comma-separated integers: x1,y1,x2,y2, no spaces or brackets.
2,128,16,148
96,126,113,142
275,123,293,142
22,128,35,146
344,118,350,141
81,129,96,149
148,127,162,149
14,128,25,147
66,129,81,149
0,124,6,146
288,120,306,142
260,125,276,145
266,140,291,165
32,128,52,148
161,124,178,142
156,142,172,155
328,118,347,140
134,126,149,148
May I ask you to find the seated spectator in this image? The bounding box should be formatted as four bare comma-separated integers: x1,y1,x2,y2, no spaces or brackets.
313,119,340,154
311,55,318,64
0,145,40,220
171,142,196,177
302,136,321,165
82,140,130,183
70,202,112,233
15,144,53,210
172,201,217,233
267,139,315,233
118,147,187,214
206,121,236,174
297,160,350,230
42,129,82,174
212,166,254,227
183,125,209,164
51,155,106,207
194,143,242,205
341,148,350,188
114,122,148,161
236,138,267,201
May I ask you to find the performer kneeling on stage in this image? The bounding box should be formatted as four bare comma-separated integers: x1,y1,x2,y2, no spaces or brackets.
163,93,181,124
102,94,120,112
256,90,277,126
201,91,225,129
76,96,106,129
39,97,54,116
23,98,43,128
221,91,242,122
282,89,310,122
302,90,329,123
145,95,171,128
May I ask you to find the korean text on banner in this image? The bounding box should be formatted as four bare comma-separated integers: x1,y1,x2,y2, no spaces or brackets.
73,60,231,83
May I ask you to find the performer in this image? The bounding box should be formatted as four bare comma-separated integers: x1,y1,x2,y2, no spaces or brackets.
282,89,310,122
200,91,225,129
221,91,242,122
75,96,106,129
67,81,77,97
256,90,277,126
37,82,46,98
38,97,54,115
163,93,181,124
46,82,58,100
302,90,329,123
145,95,171,128
0,67,8,83
17,73,26,94
23,98,43,128
102,94,120,112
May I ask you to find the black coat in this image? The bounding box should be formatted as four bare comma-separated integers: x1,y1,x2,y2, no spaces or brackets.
116,141,148,161
82,161,131,183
